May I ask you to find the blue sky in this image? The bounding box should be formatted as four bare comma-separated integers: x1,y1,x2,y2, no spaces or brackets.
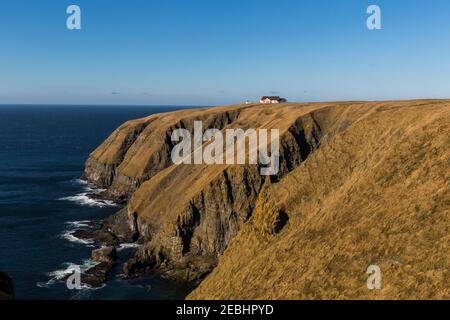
1,0,450,105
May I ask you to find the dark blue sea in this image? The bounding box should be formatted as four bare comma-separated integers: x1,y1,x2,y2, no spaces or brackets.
0,105,194,300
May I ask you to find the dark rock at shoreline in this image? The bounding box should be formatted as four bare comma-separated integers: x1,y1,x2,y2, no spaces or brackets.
77,247,118,288
122,254,216,285
102,208,138,243
67,209,140,287
0,272,15,300
86,190,127,206
91,246,118,264
82,246,121,288
122,257,149,278
82,262,114,288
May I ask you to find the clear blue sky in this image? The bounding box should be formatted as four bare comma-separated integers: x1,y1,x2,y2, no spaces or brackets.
1,0,450,105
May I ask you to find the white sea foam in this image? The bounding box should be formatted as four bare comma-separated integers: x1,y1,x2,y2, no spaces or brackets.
61,230,94,245
36,281,51,288
39,260,105,290
59,180,116,208
65,220,92,228
72,178,88,186
58,193,117,208
47,262,84,280
79,181,105,194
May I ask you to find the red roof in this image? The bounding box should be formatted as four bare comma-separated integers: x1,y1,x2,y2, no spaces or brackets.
261,96,281,100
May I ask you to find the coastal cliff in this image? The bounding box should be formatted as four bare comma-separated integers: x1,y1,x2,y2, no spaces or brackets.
82,101,450,299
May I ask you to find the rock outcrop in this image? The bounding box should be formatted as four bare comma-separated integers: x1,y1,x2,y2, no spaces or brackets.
0,272,14,300
102,208,138,243
78,247,119,288
91,247,118,264
82,100,450,299
81,263,113,288
68,220,128,288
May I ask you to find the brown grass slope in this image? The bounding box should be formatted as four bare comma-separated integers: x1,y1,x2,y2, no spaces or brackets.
189,100,450,299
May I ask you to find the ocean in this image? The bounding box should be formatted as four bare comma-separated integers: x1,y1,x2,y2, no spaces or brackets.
0,105,194,300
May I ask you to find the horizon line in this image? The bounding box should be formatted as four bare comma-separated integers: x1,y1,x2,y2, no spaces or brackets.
0,98,449,108
0,103,211,108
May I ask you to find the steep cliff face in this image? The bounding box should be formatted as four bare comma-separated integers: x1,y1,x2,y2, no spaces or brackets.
83,116,153,189
120,104,329,281
84,102,330,280
83,100,449,298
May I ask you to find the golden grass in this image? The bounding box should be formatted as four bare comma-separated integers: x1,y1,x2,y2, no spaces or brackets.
188,100,450,300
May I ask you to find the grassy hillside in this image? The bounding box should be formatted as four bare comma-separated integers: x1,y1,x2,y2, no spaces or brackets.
189,100,450,299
